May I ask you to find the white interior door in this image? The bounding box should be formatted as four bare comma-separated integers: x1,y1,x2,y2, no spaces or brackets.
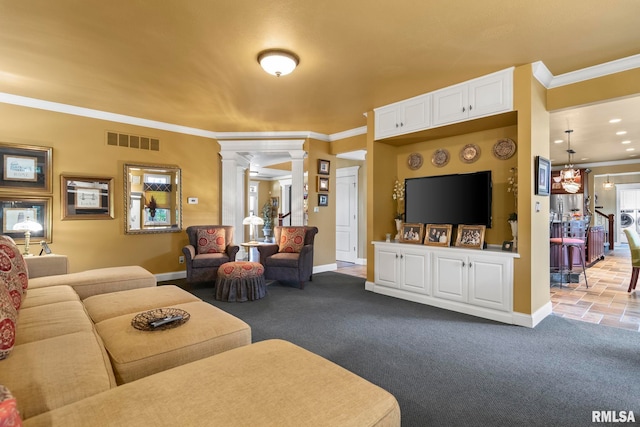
336,167,358,263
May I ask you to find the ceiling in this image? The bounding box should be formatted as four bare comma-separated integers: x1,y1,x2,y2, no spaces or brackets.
0,1,639,172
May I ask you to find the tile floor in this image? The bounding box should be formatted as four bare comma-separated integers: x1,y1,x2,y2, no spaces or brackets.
336,246,640,332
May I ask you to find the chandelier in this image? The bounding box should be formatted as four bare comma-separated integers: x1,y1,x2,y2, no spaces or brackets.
559,129,581,194
603,175,614,190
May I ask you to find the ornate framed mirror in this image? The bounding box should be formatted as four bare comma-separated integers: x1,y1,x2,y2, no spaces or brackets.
124,163,182,234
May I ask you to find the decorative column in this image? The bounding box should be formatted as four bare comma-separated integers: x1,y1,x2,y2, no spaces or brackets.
220,150,250,244
289,150,306,226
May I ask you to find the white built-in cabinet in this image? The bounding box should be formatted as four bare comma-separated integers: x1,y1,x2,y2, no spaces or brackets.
373,67,513,140
372,241,518,324
374,94,431,140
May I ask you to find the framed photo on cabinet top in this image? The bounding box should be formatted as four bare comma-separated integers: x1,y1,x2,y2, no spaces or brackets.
424,224,452,247
455,225,486,249
399,223,424,244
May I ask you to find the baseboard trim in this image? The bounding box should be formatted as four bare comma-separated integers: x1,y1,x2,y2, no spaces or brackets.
155,271,186,283
314,263,338,274
512,302,553,328
355,258,367,266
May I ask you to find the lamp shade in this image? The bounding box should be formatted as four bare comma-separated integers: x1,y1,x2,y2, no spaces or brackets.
257,50,299,77
12,218,42,232
242,215,264,226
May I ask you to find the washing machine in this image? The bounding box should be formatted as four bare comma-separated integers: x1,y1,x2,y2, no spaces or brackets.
620,209,636,243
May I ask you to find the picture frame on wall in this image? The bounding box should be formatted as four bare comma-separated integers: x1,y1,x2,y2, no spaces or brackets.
0,143,52,193
399,223,424,244
318,159,330,175
535,156,551,196
0,195,52,244
317,176,329,192
424,224,452,247
61,174,114,220
455,225,486,249
318,193,329,207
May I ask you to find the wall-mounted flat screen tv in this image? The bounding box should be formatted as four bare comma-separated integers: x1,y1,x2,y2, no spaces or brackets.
404,171,492,228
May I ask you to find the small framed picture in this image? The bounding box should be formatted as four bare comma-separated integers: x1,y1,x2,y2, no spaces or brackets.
317,176,329,192
0,143,52,193
318,193,328,207
399,223,424,244
501,240,514,252
0,195,52,244
455,225,486,249
535,156,551,196
318,159,330,175
61,174,114,220
424,224,452,247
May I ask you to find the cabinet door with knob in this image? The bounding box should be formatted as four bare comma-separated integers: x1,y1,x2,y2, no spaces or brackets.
374,94,431,140
432,69,512,126
432,253,468,302
374,244,430,294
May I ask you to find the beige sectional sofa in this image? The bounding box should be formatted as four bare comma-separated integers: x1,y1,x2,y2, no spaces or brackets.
1,243,400,426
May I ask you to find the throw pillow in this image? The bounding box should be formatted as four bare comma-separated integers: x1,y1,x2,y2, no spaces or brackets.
0,251,24,311
196,228,226,254
0,238,28,300
0,286,17,360
0,385,22,426
278,228,306,253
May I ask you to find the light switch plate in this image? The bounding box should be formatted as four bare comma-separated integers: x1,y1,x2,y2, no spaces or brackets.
187,197,198,204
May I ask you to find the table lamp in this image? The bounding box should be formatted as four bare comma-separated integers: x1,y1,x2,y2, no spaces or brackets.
242,215,264,244
12,217,43,256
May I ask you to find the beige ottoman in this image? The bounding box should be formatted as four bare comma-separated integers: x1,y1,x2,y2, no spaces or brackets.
23,340,401,427
85,286,251,384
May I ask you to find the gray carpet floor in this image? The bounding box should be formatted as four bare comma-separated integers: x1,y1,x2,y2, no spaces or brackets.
172,272,640,427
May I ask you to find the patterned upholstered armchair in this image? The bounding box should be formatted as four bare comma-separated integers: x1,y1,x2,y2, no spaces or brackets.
257,226,318,289
182,225,239,284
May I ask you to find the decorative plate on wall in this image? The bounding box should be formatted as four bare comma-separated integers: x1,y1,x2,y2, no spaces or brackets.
407,153,423,170
459,144,480,163
431,149,450,167
492,138,517,160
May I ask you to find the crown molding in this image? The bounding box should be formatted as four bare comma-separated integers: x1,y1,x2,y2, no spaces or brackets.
533,54,640,89
3,55,638,142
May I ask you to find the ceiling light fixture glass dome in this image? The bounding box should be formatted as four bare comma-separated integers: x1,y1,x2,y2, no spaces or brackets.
257,49,299,77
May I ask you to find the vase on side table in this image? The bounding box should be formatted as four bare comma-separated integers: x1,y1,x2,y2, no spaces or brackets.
394,219,402,241
509,220,518,250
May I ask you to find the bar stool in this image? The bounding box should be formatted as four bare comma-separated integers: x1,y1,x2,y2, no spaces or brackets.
550,220,589,288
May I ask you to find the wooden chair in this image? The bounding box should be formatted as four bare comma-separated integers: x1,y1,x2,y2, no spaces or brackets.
623,228,640,292
550,220,589,288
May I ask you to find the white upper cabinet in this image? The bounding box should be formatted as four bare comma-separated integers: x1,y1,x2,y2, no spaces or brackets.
374,94,431,140
433,68,513,126
374,68,513,140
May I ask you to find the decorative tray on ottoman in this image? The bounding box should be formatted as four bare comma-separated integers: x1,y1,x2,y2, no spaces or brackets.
131,307,190,331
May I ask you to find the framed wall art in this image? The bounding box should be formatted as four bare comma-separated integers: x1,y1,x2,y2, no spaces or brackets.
318,193,329,207
535,156,551,196
0,143,52,193
399,223,424,244
424,224,452,247
317,176,329,192
0,196,52,243
455,225,486,249
317,159,330,175
61,174,114,220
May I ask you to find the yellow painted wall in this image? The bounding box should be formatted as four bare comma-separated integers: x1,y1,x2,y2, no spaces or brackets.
306,139,337,267
392,126,518,245
0,103,220,274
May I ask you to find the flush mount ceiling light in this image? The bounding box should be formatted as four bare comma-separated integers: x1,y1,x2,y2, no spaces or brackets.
257,49,299,77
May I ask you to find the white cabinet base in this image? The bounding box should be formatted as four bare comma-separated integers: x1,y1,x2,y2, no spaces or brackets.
371,241,519,325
